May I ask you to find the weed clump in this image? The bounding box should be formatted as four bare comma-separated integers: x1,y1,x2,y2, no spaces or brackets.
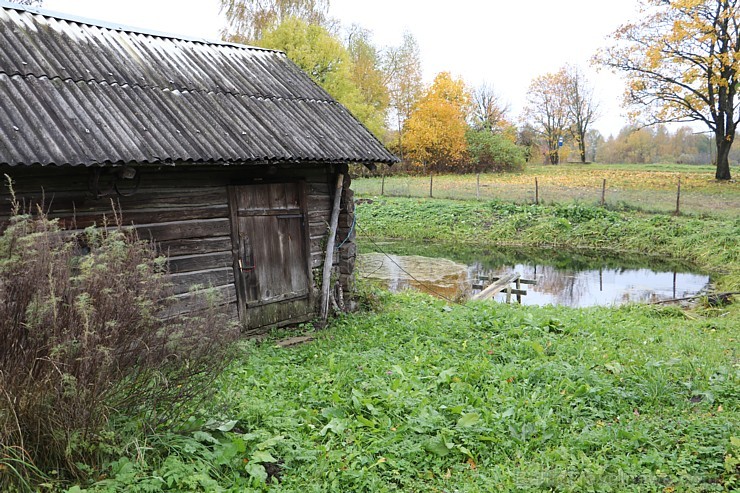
0,209,239,488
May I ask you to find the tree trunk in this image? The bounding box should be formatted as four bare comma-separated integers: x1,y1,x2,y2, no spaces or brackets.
715,133,733,180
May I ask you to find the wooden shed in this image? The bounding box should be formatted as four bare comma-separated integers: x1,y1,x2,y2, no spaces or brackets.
0,1,397,333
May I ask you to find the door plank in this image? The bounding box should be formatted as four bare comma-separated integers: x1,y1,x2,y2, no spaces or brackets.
230,181,312,329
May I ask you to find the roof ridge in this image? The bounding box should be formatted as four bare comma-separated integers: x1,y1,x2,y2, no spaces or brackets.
1,71,341,105
0,0,277,54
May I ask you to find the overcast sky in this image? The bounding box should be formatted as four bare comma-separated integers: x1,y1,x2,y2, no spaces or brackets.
42,0,643,137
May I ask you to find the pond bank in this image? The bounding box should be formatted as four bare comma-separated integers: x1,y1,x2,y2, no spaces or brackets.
355,198,739,291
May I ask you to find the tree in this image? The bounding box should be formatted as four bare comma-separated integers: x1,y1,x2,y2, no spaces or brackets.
523,69,570,164
257,18,384,137
624,127,658,163
403,72,470,172
9,0,42,5
383,32,424,161
470,82,511,134
346,26,389,138
219,0,329,44
596,0,739,180
585,129,604,162
563,66,599,163
517,123,541,163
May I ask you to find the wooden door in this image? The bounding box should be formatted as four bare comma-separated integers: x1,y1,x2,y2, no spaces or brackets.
229,182,313,330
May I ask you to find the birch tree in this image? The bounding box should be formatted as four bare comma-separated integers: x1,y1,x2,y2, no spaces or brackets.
383,32,423,161
258,18,384,137
346,26,389,137
219,0,329,43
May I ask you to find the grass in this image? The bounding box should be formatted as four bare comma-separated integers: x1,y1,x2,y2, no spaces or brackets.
352,164,740,217
70,293,739,492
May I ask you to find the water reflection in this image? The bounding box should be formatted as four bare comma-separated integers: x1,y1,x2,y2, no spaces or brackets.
358,242,710,308
472,263,709,307
358,253,470,301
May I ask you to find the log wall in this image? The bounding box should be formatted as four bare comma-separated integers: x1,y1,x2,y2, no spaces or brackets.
0,163,354,329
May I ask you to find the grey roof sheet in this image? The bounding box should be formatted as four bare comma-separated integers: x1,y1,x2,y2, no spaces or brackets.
0,1,398,166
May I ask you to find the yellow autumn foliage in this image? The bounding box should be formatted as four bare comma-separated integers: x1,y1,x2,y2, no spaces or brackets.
403,72,471,172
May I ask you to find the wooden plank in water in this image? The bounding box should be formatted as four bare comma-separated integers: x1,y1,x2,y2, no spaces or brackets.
471,273,520,301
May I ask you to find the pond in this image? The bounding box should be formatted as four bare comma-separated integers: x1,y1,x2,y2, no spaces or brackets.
356,241,711,308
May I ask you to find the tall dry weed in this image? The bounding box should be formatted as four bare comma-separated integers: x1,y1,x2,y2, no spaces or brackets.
0,205,238,487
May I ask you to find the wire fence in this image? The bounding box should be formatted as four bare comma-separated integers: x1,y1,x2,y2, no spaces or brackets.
352,173,739,218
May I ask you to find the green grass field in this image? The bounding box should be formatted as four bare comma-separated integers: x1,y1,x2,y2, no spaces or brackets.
352,164,740,217
70,294,739,492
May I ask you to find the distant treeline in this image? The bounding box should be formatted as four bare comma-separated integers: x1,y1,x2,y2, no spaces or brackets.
584,125,724,166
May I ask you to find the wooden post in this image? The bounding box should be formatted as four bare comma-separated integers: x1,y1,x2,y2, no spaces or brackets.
320,173,344,323
535,177,539,205
505,286,512,303
429,172,434,198
675,176,681,215
381,172,385,196
476,173,481,201
515,277,522,304
601,178,606,207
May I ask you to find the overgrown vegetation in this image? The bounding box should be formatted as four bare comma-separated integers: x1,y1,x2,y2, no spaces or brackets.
0,209,238,490
67,292,739,491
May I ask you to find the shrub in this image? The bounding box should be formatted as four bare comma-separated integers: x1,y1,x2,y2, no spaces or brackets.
466,129,527,172
0,208,239,488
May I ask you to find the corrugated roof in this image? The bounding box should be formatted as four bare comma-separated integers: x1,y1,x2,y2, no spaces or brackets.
0,1,398,166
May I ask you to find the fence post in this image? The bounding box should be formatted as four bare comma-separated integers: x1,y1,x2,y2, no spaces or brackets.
675,176,681,215
476,173,480,201
429,172,434,198
381,171,385,196
535,177,539,205
601,178,606,207
516,277,522,304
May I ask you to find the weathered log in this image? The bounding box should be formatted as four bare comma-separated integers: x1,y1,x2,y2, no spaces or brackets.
471,273,520,301
320,173,344,322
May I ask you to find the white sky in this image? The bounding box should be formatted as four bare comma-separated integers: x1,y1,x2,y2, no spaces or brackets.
42,0,642,137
